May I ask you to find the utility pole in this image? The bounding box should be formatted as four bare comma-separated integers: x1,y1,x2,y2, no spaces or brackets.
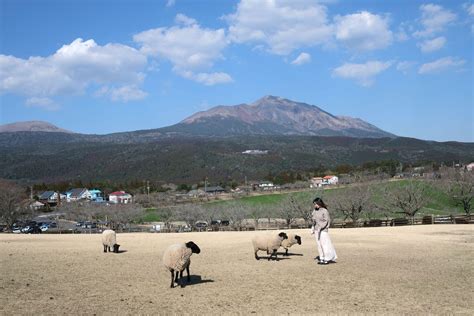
205,177,208,193
146,180,150,196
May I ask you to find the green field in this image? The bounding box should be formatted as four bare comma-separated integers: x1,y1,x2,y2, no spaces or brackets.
206,179,464,218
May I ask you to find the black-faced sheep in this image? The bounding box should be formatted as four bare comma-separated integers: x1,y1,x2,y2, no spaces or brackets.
281,233,302,256
102,229,120,253
252,232,288,261
162,241,201,288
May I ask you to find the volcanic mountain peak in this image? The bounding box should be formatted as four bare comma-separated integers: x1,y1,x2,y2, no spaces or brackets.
0,121,74,133
178,96,394,138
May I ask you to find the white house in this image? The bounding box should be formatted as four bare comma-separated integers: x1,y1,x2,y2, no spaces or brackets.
258,181,275,190
466,162,474,171
109,191,132,204
310,177,324,188
322,175,338,185
67,188,90,202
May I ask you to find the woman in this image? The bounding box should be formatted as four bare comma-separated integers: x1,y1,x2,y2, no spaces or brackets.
311,197,337,265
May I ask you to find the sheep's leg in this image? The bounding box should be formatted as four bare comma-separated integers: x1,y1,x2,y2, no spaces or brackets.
271,249,278,261
179,270,184,287
285,249,288,256
254,250,260,260
107,246,111,252
186,266,190,282
170,270,175,288
103,245,107,253
174,271,179,285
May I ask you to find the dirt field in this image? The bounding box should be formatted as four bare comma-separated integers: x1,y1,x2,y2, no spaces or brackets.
1,225,472,315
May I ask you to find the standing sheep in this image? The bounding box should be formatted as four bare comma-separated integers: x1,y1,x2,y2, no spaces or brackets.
102,229,120,253
162,241,201,288
281,233,302,256
252,232,288,261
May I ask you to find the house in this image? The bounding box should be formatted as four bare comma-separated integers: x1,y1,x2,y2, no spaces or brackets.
188,189,206,198
204,186,226,194
88,189,104,202
258,181,274,190
322,175,338,185
466,162,474,171
310,177,324,188
38,191,66,204
67,188,90,201
30,201,45,211
108,191,133,204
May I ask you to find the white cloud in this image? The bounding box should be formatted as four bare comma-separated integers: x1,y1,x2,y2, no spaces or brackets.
175,13,197,26
332,60,392,87
291,52,311,65
134,14,232,85
25,97,59,111
396,61,416,74
225,0,333,55
413,4,456,38
334,11,393,51
179,70,233,86
418,36,446,53
466,3,474,16
418,57,465,74
96,85,148,102
0,38,148,105
166,0,175,7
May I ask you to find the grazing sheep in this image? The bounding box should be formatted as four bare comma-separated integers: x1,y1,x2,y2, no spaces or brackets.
252,232,288,261
102,229,120,253
281,233,302,256
163,241,201,288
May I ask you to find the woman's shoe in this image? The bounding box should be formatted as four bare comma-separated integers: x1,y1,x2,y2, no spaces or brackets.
319,260,329,265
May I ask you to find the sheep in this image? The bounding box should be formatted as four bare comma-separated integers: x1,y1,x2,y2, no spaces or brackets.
162,241,201,288
102,229,120,253
280,233,302,256
252,232,288,261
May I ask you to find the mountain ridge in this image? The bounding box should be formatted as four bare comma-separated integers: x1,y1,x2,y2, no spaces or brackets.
174,95,394,138
0,121,73,134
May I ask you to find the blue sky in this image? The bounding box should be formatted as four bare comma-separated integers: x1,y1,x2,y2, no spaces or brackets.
0,0,472,141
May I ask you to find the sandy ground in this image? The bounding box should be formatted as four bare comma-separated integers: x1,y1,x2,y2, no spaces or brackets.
0,225,473,315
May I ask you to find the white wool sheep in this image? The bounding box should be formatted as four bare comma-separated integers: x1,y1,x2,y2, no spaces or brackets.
162,241,200,288
102,229,120,253
280,233,302,256
252,232,288,261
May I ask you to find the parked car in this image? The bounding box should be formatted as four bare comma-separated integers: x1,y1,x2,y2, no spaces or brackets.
24,226,42,234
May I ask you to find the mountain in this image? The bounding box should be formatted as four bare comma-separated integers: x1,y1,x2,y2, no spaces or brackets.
160,96,394,138
0,121,73,133
0,134,473,184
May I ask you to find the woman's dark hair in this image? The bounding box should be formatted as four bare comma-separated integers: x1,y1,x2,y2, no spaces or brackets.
312,197,327,209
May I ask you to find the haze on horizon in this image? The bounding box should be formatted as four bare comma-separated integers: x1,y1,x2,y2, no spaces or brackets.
0,0,472,142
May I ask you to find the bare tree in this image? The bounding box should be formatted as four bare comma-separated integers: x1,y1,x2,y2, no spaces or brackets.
333,185,373,224
384,180,428,224
278,195,307,228
224,204,247,231
441,170,474,217
0,180,31,230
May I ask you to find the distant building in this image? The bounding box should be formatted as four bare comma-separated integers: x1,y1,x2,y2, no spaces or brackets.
258,181,274,190
322,175,338,185
88,189,105,202
188,189,206,197
30,201,45,211
109,191,133,204
242,149,268,155
38,191,66,204
467,162,474,171
310,177,324,188
67,188,89,201
204,186,226,194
